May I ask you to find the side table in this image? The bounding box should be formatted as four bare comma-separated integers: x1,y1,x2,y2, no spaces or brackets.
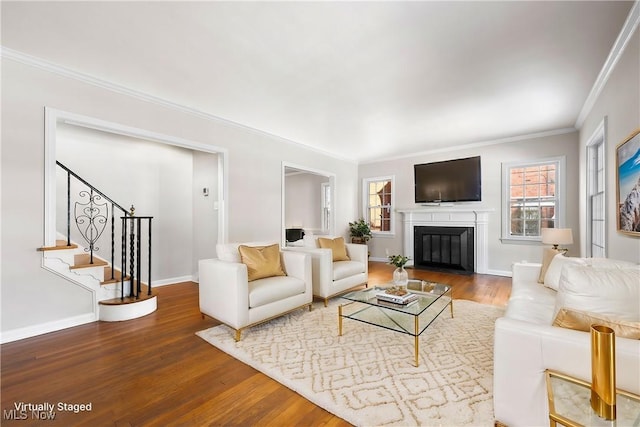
545,369,640,427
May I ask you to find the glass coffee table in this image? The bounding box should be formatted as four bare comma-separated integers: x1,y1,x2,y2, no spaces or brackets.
338,279,453,367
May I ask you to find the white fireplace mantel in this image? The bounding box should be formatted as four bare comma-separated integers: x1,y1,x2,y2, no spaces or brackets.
397,207,493,274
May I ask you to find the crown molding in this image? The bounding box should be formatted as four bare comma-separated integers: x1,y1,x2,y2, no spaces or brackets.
358,127,577,165
575,0,640,128
0,46,357,164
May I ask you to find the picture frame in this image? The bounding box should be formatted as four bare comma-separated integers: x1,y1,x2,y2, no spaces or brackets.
616,128,640,236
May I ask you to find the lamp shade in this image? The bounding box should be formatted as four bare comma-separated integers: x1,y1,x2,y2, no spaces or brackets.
541,228,573,245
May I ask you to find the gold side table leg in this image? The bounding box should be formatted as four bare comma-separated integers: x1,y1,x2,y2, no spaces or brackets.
450,300,454,318
414,315,419,367
338,304,343,336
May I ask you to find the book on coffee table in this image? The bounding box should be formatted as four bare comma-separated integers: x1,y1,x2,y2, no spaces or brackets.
375,291,418,305
376,298,419,309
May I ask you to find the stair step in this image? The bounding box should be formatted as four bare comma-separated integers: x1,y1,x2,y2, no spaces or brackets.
99,292,156,305
38,240,78,251
102,267,129,284
71,254,108,269
99,295,158,321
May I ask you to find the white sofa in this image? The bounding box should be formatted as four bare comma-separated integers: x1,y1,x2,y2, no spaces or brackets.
493,257,640,427
199,242,312,341
285,235,368,306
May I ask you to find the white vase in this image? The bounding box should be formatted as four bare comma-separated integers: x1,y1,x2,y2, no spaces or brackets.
393,266,408,287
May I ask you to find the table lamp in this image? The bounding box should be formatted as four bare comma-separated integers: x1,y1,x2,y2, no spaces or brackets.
541,228,573,252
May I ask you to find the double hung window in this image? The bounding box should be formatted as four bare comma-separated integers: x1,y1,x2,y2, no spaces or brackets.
502,157,565,241
363,176,394,235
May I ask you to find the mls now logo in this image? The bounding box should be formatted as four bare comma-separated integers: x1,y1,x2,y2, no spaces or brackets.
3,409,56,420
2,409,27,420
4,406,56,421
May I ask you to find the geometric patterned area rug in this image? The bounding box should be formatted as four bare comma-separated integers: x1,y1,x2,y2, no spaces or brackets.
196,299,505,427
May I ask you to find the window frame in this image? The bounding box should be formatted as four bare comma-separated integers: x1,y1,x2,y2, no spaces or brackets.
501,156,566,243
586,121,607,257
321,181,331,233
362,175,395,237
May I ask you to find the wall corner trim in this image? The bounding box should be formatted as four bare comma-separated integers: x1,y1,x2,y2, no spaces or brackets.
575,1,640,128
0,46,357,164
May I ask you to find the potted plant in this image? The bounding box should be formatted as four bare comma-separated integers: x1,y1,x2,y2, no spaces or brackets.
349,218,372,244
388,254,410,287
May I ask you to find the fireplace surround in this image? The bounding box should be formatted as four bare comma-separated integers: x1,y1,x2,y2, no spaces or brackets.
398,208,492,274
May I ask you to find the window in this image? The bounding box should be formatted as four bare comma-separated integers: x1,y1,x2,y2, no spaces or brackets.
321,182,331,232
363,176,394,235
502,157,565,242
587,124,606,257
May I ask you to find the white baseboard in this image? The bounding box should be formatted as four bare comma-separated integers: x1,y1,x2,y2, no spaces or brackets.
0,312,97,344
369,258,511,277
151,275,195,287
486,269,512,277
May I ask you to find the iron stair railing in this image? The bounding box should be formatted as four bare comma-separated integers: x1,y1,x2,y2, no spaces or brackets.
57,161,153,299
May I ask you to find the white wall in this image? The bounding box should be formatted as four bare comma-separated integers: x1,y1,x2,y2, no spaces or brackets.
0,58,358,339
579,27,640,263
358,131,581,275
285,172,329,232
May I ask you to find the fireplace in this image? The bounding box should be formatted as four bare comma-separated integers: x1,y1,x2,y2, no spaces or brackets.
398,207,492,274
414,226,474,272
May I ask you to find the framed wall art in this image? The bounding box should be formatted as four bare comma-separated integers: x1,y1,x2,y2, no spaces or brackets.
616,128,640,236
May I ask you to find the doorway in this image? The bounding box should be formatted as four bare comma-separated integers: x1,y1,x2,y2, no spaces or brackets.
282,162,335,246
44,108,228,282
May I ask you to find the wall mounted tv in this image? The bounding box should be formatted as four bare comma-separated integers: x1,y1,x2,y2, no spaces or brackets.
414,156,481,203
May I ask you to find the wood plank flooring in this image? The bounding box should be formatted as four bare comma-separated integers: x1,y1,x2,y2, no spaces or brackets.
0,262,511,426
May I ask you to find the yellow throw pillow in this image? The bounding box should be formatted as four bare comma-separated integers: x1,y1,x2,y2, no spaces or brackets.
317,237,350,262
238,244,286,282
553,308,640,340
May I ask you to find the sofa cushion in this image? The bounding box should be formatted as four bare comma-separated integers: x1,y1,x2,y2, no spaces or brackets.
543,254,587,290
538,248,561,283
248,275,306,308
585,258,639,269
554,264,640,322
553,308,640,340
508,280,557,304
318,237,350,262
238,244,286,281
504,297,556,324
333,260,364,281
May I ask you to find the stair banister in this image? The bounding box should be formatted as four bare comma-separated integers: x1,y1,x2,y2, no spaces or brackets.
57,161,153,300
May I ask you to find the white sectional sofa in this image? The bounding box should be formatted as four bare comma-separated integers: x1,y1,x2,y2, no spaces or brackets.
493,255,640,427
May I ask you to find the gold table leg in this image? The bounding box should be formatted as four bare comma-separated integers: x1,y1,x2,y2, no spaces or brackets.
450,300,454,318
414,315,419,367
338,304,343,336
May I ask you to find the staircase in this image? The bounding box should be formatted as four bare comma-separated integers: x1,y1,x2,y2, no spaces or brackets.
40,162,157,322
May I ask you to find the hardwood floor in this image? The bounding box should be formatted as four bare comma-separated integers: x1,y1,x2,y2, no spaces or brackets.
1,262,511,426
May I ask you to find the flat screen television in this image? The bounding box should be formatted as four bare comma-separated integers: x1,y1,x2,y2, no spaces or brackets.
414,156,481,203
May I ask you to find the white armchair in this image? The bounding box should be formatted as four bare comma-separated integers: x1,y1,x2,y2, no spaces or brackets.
199,242,312,341
286,236,368,306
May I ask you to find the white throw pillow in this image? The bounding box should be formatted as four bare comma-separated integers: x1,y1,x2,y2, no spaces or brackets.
543,254,587,291
554,264,640,322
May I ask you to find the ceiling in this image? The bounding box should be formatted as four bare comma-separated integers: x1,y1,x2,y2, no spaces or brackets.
1,1,634,162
